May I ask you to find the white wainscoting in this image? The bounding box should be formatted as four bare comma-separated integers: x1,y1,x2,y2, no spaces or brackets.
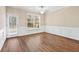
7,26,45,38
45,26,79,40
7,25,79,40
0,29,5,49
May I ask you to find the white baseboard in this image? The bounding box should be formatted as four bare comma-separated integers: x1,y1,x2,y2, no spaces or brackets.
45,26,79,40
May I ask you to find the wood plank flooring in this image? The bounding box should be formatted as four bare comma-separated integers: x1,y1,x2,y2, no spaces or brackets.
1,32,79,52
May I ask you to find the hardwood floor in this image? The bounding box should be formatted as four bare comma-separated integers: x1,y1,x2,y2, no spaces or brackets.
1,32,79,52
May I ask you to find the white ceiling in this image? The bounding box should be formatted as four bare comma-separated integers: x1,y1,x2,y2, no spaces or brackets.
9,6,65,14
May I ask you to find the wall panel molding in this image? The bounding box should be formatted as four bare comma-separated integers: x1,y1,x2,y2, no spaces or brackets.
7,25,79,41
45,26,79,40
7,26,45,38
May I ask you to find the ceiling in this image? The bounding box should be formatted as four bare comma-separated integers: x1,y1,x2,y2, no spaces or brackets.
9,6,65,14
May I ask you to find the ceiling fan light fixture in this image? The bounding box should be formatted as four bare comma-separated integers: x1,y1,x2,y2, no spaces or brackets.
39,6,46,14
40,11,45,14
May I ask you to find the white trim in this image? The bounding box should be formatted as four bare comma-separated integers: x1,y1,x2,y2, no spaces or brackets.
7,25,45,38
45,26,79,40
7,25,79,41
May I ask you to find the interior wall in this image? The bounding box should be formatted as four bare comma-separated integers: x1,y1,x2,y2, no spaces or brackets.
0,6,6,49
6,7,27,27
6,7,45,37
7,7,45,28
0,7,5,29
5,6,79,40
45,6,79,27
45,6,79,40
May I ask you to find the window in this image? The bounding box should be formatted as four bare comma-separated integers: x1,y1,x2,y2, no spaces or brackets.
7,14,18,34
9,16,17,32
27,14,40,29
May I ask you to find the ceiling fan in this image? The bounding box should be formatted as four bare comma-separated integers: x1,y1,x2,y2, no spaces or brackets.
39,6,48,14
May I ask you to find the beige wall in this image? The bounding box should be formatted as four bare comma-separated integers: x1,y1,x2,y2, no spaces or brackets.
6,7,45,27
0,6,6,29
0,6,6,49
7,7,27,27
45,6,79,27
